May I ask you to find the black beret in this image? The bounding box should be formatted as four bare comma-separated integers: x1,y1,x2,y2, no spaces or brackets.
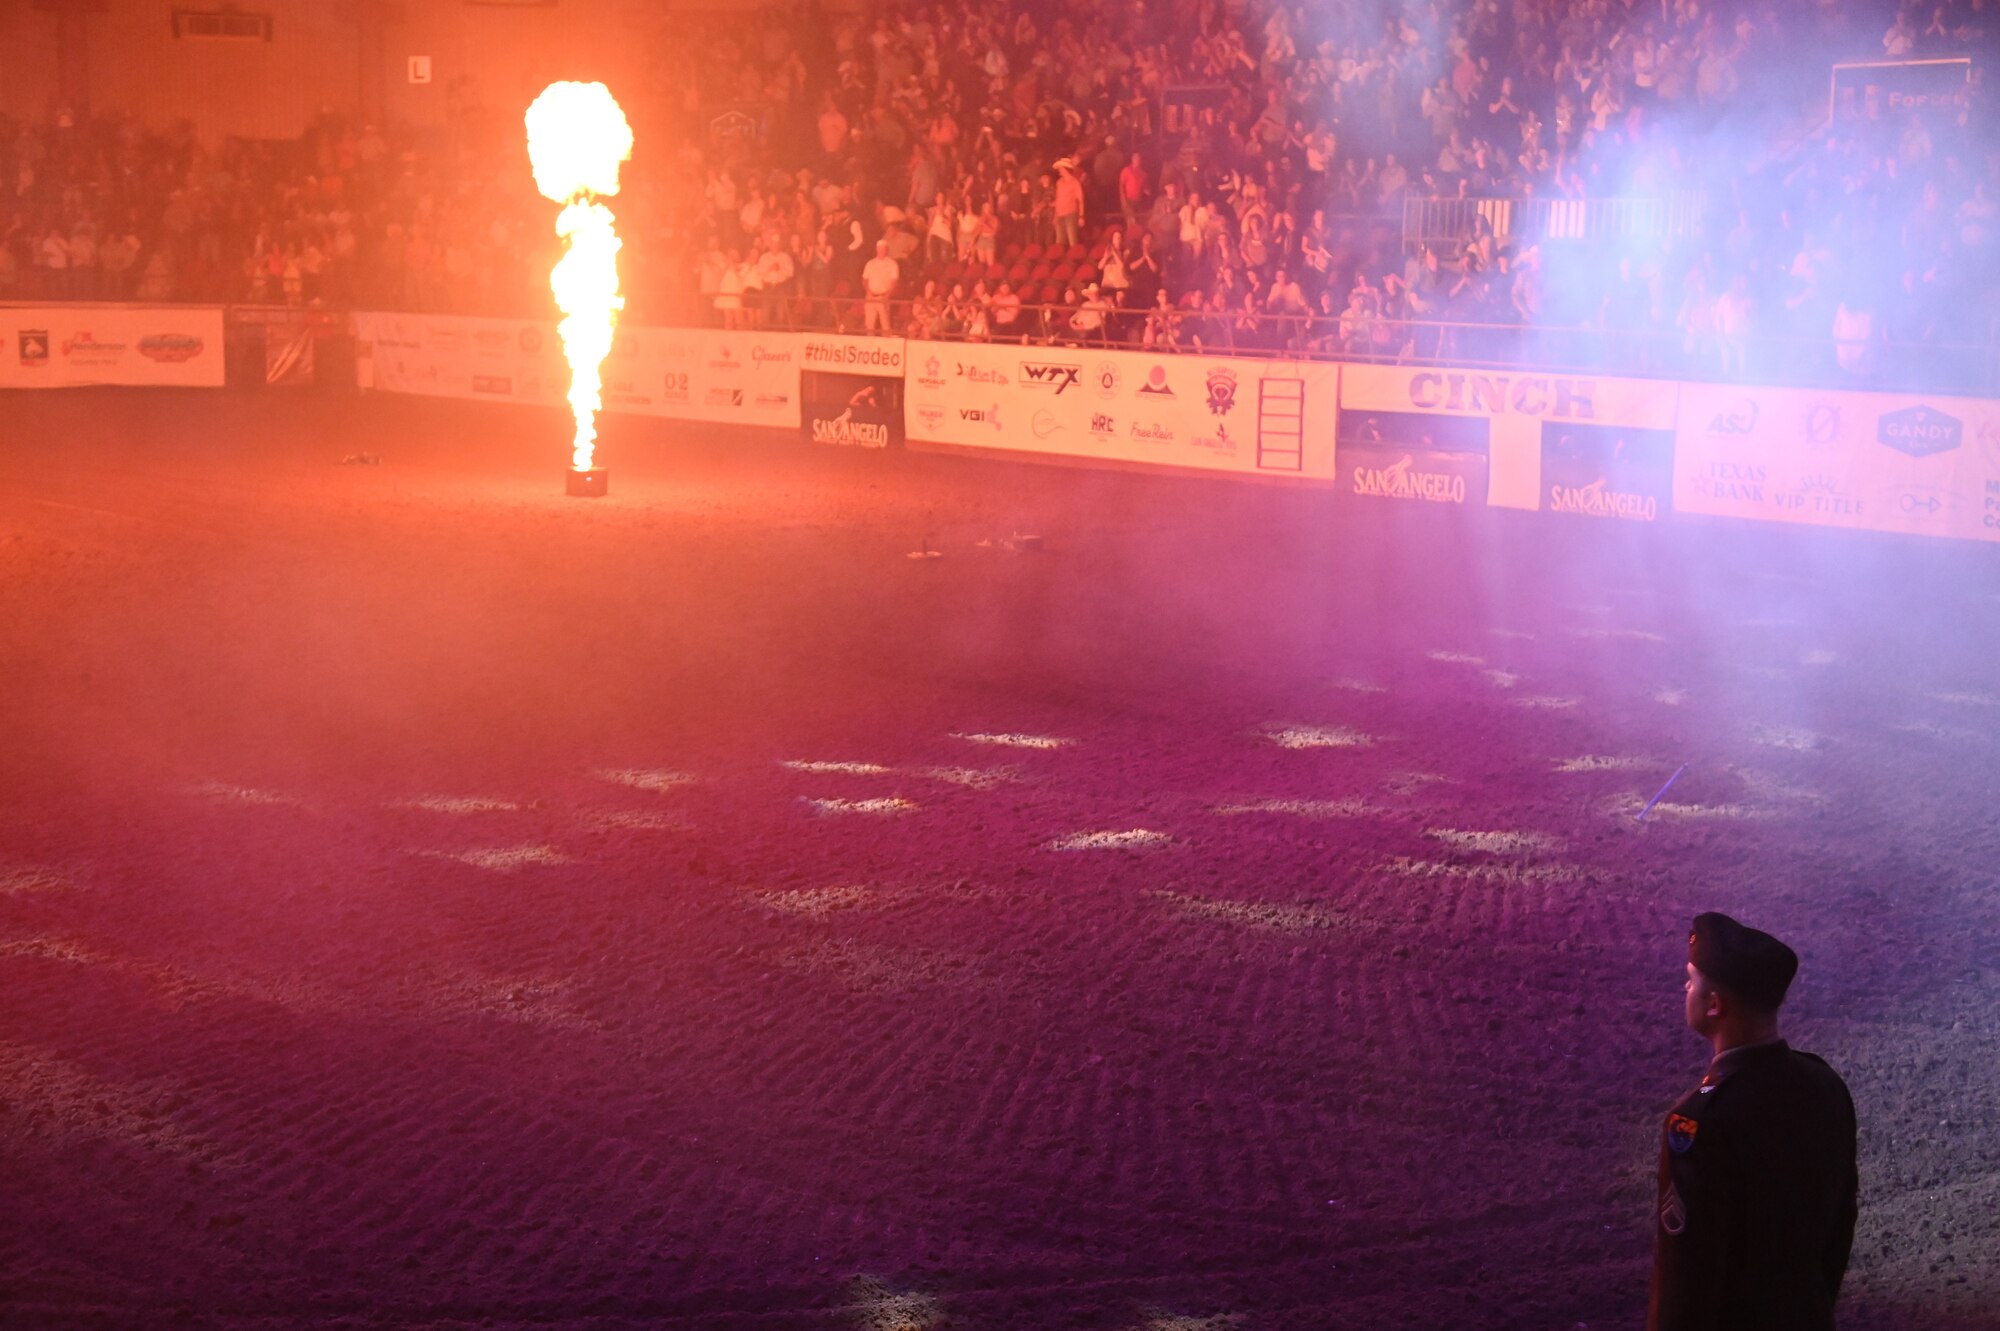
1689,912,1798,1011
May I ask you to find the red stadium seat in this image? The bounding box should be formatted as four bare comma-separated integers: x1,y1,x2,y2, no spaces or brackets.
1006,262,1030,284
1050,260,1076,282
1066,242,1088,262
1019,243,1044,262
984,262,1006,282
1074,265,1099,286
1028,261,1053,282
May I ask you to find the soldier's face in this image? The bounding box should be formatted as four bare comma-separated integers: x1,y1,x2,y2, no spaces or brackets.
1685,963,1722,1035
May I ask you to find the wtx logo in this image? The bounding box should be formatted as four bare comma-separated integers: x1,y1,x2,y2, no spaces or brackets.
1707,399,1758,435
1877,405,1962,458
1020,361,1081,394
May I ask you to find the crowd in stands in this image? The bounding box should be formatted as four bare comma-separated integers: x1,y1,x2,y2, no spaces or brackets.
3,0,1997,387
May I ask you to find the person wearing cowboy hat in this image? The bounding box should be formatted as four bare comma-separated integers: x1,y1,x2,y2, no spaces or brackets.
1053,157,1086,250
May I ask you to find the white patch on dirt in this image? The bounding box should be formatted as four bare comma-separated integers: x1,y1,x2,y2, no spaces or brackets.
1891,720,1981,744
1554,755,1657,773
1152,890,1342,933
1379,856,1581,883
1212,797,1376,818
1571,626,1667,643
588,809,685,831
1328,676,1389,693
804,797,917,816
1800,649,1839,666
754,885,873,916
438,845,574,871
595,768,695,793
950,732,1074,749
1480,668,1520,689
1605,794,1770,822
1426,649,1485,665
0,868,74,895
1565,604,1613,616
1750,725,1824,752
1382,771,1451,795
1741,665,1793,682
1045,829,1172,851
1132,1313,1249,1331
394,796,521,814
1512,695,1578,710
1425,828,1565,855
187,781,301,806
782,760,893,775
1488,628,1537,641
1653,688,1689,706
914,765,1019,789
0,936,108,965
1262,724,1374,749
1931,690,2000,708
845,1275,947,1330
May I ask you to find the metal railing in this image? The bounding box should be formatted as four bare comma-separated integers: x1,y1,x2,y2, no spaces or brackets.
1401,192,1708,256
703,295,2000,397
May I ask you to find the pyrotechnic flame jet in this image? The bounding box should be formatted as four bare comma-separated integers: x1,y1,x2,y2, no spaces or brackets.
525,81,633,474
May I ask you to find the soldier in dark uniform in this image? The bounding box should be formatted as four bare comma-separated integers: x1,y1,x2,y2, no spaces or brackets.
1650,912,1859,1331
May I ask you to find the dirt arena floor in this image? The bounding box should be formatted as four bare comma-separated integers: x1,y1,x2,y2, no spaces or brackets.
2,388,1997,1331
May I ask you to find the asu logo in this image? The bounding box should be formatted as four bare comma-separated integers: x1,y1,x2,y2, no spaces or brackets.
1666,1113,1700,1154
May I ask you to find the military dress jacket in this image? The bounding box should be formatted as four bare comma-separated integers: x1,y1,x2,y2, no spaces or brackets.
1649,1040,1859,1331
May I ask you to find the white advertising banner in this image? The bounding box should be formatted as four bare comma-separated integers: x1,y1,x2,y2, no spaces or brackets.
800,333,907,378
357,313,802,430
0,305,225,388
356,311,567,407
609,327,800,429
1339,365,1679,509
903,342,1339,479
1674,383,2000,543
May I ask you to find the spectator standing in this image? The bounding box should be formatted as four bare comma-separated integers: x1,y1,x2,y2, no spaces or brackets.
861,238,899,334
1053,158,1085,249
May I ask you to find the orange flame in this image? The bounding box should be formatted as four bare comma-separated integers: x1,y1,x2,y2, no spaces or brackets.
525,81,633,472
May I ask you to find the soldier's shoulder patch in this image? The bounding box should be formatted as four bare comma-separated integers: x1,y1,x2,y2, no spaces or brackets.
1666,1112,1700,1154
1661,1182,1687,1235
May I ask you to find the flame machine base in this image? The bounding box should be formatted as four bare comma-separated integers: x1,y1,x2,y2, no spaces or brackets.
565,467,609,498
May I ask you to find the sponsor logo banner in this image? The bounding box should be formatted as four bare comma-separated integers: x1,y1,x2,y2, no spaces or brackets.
802,370,901,448
1342,363,1678,428
1345,447,1486,505
354,315,801,429
1540,422,1674,522
1674,383,1998,543
0,307,223,388
801,334,906,375
901,341,1338,479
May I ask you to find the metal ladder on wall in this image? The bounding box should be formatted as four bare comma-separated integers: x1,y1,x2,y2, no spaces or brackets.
1256,377,1306,471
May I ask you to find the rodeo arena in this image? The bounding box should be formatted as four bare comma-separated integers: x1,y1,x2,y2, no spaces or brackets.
4,0,2000,1328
